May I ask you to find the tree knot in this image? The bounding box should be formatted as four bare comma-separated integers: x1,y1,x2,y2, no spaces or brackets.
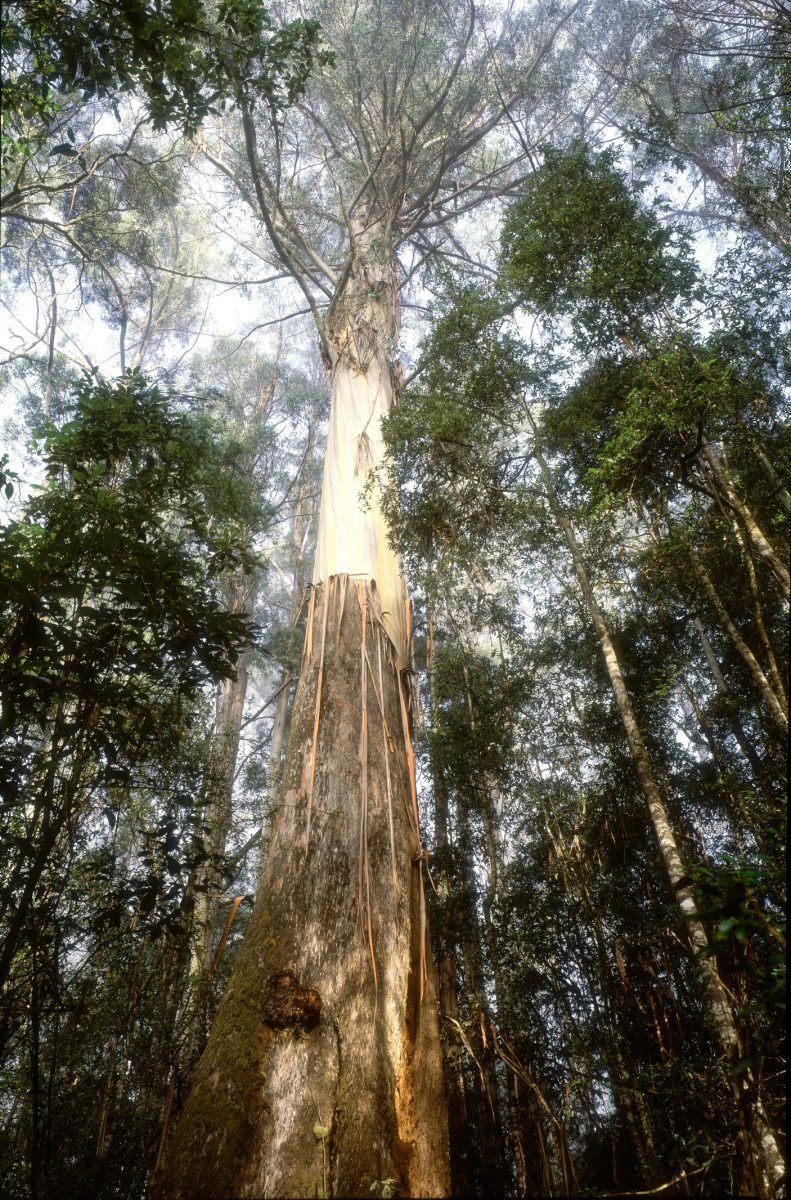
262,969,321,1032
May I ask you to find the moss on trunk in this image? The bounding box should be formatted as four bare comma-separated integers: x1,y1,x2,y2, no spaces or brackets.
154,577,450,1199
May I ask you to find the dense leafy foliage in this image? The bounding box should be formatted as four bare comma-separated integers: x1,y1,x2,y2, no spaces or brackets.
383,144,787,1195
0,371,263,1191
1,0,326,152
501,144,699,349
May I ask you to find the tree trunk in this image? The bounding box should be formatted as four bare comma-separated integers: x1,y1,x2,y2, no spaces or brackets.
192,608,253,977
455,818,507,1196
727,517,788,711
429,627,475,1198
154,578,448,1198
312,221,409,662
689,555,787,734
691,615,767,776
752,441,791,515
526,412,785,1199
699,444,790,600
264,480,312,862
155,227,449,1197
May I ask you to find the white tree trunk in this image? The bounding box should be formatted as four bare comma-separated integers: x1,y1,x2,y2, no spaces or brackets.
700,444,790,600
155,224,450,1198
313,222,409,663
690,554,787,733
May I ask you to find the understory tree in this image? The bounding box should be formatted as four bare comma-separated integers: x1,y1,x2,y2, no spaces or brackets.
0,371,262,1198
382,144,787,1197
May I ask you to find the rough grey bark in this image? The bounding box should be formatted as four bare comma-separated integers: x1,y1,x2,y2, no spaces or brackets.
154,577,449,1199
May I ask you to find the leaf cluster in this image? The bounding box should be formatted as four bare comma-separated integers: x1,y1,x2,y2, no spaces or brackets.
382,287,531,572
1,369,259,810
500,142,699,350
1,0,327,155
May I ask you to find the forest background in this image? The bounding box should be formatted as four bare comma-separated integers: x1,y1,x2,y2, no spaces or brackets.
0,1,788,1198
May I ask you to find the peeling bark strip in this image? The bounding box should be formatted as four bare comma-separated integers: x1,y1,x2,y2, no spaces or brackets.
154,578,449,1200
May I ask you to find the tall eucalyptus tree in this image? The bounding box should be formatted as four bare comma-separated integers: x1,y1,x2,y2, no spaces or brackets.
155,2,584,1195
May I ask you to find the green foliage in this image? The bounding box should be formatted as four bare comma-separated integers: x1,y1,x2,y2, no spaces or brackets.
0,13,786,1195
430,637,527,804
605,0,790,252
700,244,791,384
500,143,698,349
1,0,328,160
0,369,259,974
542,341,772,506
687,857,786,1017
383,141,787,1197
382,286,531,574
0,454,18,501
3,370,257,687
0,369,268,1198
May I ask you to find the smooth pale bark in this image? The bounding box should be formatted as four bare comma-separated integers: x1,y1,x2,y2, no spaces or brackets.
526,414,785,1198
690,555,788,734
691,616,767,777
700,444,790,601
753,442,791,516
154,579,448,1199
726,518,788,711
313,222,409,663
694,615,738,700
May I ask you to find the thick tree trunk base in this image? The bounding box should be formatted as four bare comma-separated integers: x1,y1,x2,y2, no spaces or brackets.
154,577,450,1199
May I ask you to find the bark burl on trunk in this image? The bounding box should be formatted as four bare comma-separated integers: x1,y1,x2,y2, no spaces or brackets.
154,576,449,1198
